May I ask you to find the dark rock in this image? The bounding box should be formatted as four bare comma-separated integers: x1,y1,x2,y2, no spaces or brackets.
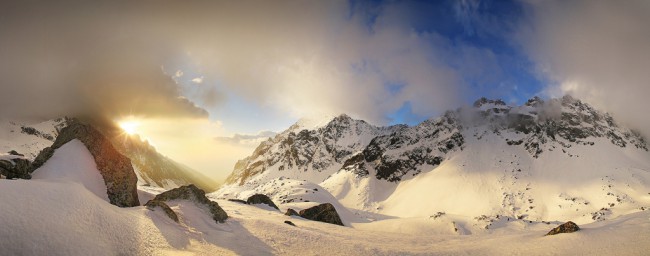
0,157,32,179
298,203,344,226
30,147,54,172
247,194,279,210
227,199,248,204
8,150,23,157
284,220,296,226
146,184,228,223
20,126,54,141
285,208,299,216
545,221,580,236
31,120,139,207
144,200,179,222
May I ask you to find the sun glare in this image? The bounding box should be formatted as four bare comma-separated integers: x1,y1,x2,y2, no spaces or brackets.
118,120,140,135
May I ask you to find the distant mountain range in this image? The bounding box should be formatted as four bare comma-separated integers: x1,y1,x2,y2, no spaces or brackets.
215,96,650,224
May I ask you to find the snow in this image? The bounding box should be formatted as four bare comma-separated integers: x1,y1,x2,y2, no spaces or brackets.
2,169,650,255
319,129,650,224
2,101,650,254
292,114,337,131
0,119,63,160
32,139,109,202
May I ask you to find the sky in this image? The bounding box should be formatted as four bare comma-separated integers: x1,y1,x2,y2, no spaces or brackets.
1,0,649,181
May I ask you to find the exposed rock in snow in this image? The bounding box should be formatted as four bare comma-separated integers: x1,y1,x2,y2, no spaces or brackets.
144,200,179,222
247,194,280,210
31,119,139,207
298,203,344,226
146,184,228,223
227,198,248,204
219,96,650,224
285,208,299,216
546,221,580,236
0,153,31,179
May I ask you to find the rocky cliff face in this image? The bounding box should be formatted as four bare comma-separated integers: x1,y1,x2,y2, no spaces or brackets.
31,119,140,207
225,96,647,187
217,96,650,223
224,114,404,186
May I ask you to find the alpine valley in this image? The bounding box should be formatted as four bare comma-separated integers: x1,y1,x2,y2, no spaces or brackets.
1,96,649,255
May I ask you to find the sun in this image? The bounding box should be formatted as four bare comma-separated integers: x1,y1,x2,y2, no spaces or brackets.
118,120,140,135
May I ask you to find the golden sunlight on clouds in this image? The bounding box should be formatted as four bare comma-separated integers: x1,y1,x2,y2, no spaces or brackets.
113,117,258,181
117,119,140,135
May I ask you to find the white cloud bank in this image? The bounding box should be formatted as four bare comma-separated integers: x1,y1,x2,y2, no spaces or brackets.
519,0,650,137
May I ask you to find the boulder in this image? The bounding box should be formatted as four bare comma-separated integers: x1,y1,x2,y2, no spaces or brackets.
8,150,23,157
30,120,139,207
284,220,296,226
247,194,279,210
227,199,248,204
146,184,228,223
144,200,178,222
285,208,299,216
0,156,32,179
546,221,580,236
298,203,344,226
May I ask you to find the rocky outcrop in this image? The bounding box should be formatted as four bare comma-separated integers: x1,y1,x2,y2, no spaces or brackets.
298,203,344,226
0,152,31,179
227,199,248,204
247,194,279,210
31,119,139,207
146,184,228,223
285,208,299,216
545,221,580,236
144,200,179,222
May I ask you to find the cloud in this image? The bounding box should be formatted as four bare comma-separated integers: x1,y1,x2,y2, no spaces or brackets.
0,1,213,121
519,0,650,136
214,131,278,146
191,77,204,84
0,1,478,126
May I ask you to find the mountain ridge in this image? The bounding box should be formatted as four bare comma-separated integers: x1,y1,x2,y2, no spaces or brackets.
225,95,647,186
216,95,650,224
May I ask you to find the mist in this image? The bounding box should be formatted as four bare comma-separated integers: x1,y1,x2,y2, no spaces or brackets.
519,0,650,137
0,0,473,126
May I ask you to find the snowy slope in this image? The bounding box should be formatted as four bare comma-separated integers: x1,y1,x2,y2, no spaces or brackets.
31,139,109,202
2,178,650,255
1,105,650,254
219,96,650,225
0,118,67,160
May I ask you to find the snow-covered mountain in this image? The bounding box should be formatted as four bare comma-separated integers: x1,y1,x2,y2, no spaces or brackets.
216,96,650,225
0,117,219,191
2,98,650,255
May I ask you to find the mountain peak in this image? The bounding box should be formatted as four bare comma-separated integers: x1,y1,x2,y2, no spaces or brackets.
525,96,544,107
225,95,648,188
473,97,507,108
